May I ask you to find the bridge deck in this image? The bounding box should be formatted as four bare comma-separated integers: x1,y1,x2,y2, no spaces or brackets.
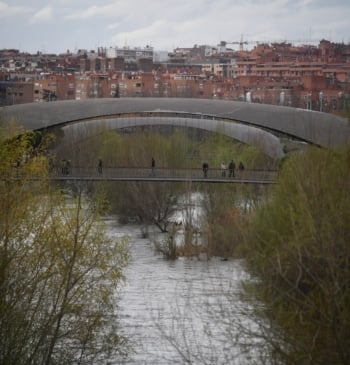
52,167,278,184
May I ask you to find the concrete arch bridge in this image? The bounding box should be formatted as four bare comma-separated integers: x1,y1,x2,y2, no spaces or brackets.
2,97,350,162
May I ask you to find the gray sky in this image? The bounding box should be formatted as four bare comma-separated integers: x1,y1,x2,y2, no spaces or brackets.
1,0,349,54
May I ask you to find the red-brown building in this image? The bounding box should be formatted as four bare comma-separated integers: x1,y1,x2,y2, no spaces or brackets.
0,40,349,112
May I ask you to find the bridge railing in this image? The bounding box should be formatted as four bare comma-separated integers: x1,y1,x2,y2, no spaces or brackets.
51,166,278,183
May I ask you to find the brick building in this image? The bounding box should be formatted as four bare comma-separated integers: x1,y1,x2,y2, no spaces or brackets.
0,40,349,112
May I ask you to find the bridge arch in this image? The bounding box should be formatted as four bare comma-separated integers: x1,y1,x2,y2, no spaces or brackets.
2,97,350,159
61,114,283,159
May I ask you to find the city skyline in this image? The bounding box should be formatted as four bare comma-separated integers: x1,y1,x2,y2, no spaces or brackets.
1,0,349,54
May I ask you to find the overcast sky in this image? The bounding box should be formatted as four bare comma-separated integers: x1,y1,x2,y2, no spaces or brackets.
1,0,349,54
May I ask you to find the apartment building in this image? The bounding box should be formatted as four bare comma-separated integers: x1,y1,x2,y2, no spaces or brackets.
0,40,348,111
3,81,34,105
33,75,57,102
106,45,154,63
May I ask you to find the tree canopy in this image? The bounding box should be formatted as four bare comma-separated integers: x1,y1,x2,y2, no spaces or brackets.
0,123,129,365
243,145,350,364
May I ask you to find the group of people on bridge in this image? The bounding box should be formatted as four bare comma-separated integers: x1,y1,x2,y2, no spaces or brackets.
58,157,245,179
202,160,244,178
149,158,245,179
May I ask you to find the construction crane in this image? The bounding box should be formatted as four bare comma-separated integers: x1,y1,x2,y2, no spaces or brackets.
221,35,257,51
222,36,321,52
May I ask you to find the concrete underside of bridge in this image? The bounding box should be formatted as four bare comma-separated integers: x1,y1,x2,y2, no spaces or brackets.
61,116,284,159
2,98,350,160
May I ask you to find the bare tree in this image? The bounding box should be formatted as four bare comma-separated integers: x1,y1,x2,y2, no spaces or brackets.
0,125,129,365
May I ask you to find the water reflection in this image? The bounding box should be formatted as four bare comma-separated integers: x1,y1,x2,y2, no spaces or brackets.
105,217,263,365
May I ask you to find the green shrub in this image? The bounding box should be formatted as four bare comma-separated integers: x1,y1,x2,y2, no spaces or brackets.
243,145,350,364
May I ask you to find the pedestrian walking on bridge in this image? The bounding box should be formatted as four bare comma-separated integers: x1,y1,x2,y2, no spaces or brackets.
229,160,235,177
202,162,209,178
221,162,227,177
151,157,156,176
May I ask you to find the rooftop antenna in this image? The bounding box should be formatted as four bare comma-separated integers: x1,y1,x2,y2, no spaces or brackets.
308,27,312,43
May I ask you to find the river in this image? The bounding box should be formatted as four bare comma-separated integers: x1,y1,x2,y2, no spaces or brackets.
105,217,267,365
